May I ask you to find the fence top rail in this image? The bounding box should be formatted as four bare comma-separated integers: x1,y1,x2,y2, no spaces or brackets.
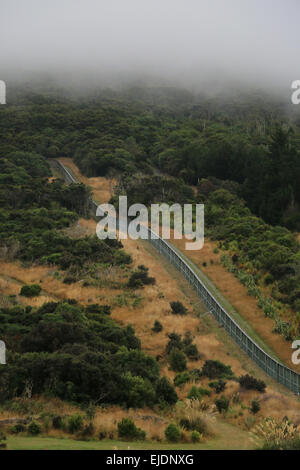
56,159,299,379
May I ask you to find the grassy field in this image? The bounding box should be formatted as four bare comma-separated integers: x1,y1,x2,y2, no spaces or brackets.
6,421,257,450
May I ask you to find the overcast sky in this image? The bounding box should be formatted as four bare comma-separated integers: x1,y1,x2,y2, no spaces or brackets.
1,0,299,91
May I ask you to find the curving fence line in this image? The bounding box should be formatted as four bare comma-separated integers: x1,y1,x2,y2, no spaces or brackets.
55,159,300,395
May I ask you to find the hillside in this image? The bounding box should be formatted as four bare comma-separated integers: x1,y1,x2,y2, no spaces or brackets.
1,90,300,451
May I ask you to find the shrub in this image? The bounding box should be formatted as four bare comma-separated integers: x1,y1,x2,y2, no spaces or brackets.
63,276,76,284
187,386,211,400
0,432,6,450
191,430,201,443
264,273,274,286
156,377,178,405
190,369,202,382
52,415,64,430
117,418,146,441
180,416,209,435
215,396,230,413
20,284,42,298
113,250,132,265
202,360,233,379
169,349,187,372
85,304,111,315
209,380,226,394
152,320,163,333
239,374,266,392
184,344,199,360
170,301,187,316
165,332,182,355
165,423,181,443
9,423,26,434
28,421,42,435
67,414,83,434
80,423,95,438
174,372,191,387
128,266,155,288
251,398,261,414
98,429,107,440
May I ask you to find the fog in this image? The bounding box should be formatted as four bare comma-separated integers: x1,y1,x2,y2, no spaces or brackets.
1,0,299,93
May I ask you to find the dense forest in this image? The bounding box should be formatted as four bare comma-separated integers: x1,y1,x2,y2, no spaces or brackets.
2,85,300,228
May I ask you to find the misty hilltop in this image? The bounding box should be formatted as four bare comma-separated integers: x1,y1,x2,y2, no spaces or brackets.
1,0,299,94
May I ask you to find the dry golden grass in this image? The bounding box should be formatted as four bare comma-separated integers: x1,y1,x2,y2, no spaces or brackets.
0,257,127,306
0,261,52,284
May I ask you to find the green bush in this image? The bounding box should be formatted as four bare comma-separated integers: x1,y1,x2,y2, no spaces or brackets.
191,430,201,443
9,423,26,434
190,369,202,382
165,332,182,355
63,276,76,284
165,423,181,443
28,421,42,435
113,250,132,265
170,301,187,315
156,377,178,405
174,372,191,387
152,320,163,333
0,431,6,450
20,284,42,298
184,343,199,361
264,273,274,285
215,396,230,413
67,414,83,434
117,418,146,441
52,415,64,430
187,386,211,400
128,266,155,288
202,360,233,379
209,379,226,394
250,398,261,414
169,349,187,372
239,374,266,392
80,423,95,438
